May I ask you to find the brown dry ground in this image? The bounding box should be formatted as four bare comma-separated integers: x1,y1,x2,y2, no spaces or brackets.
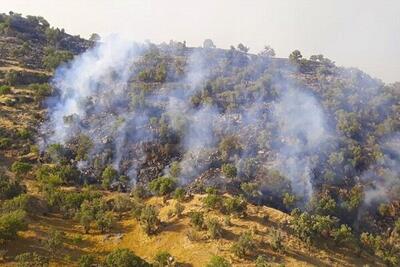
3,194,382,267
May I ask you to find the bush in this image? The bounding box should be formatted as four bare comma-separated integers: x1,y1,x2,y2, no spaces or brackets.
149,176,176,196
173,187,185,201
102,165,118,189
290,209,338,245
282,192,296,210
332,224,354,245
206,255,231,267
221,163,237,179
0,85,11,95
174,202,184,218
231,231,255,258
11,161,32,177
206,218,223,239
0,137,11,149
240,182,260,198
189,211,205,230
0,173,25,200
28,83,52,97
270,230,283,252
42,228,64,256
46,143,70,164
17,127,32,139
15,252,49,267
1,194,30,213
0,209,27,242
131,184,147,200
43,49,73,70
95,211,114,233
203,188,223,210
255,255,271,267
169,161,181,177
222,195,247,216
153,251,173,267
78,254,96,267
139,205,160,235
105,248,149,267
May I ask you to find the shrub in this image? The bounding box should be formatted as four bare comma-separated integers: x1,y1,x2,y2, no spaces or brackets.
0,85,11,95
231,231,255,258
131,200,144,220
240,182,260,198
219,135,242,160
78,254,95,267
139,205,160,235
42,228,64,256
15,252,49,267
332,224,354,245
203,188,223,210
16,128,31,139
0,173,25,200
206,255,231,267
105,248,148,267
174,202,184,218
113,194,132,217
169,161,181,177
149,176,176,196
290,209,338,244
173,187,185,201
28,83,52,97
1,194,30,213
255,255,271,267
0,210,27,242
270,230,283,252
189,211,205,230
153,251,173,267
206,218,223,239
221,163,237,179
95,211,114,233
102,165,118,189
0,137,11,149
222,195,247,216
11,161,32,177
131,184,147,200
282,192,296,210
46,143,70,164
43,49,73,70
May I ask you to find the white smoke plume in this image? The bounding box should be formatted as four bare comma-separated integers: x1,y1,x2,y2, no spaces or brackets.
271,87,332,201
362,134,400,204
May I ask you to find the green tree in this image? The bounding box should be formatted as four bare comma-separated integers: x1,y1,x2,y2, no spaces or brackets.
105,248,148,267
149,176,176,196
189,211,205,230
78,254,96,267
43,228,64,256
221,163,237,179
206,218,223,239
206,255,231,267
102,165,118,189
139,205,160,235
231,231,255,258
15,252,49,267
0,210,26,242
153,251,173,267
289,50,302,62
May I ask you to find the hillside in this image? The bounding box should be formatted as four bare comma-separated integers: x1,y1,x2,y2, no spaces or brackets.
0,12,399,267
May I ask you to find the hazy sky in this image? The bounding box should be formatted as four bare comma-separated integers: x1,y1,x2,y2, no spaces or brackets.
2,0,399,83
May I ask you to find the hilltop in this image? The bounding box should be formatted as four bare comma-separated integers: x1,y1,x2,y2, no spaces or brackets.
0,12,399,267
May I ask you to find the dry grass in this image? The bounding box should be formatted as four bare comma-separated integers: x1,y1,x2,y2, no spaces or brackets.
2,194,382,267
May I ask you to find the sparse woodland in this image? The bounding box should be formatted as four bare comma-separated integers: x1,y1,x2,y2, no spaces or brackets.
0,12,399,266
